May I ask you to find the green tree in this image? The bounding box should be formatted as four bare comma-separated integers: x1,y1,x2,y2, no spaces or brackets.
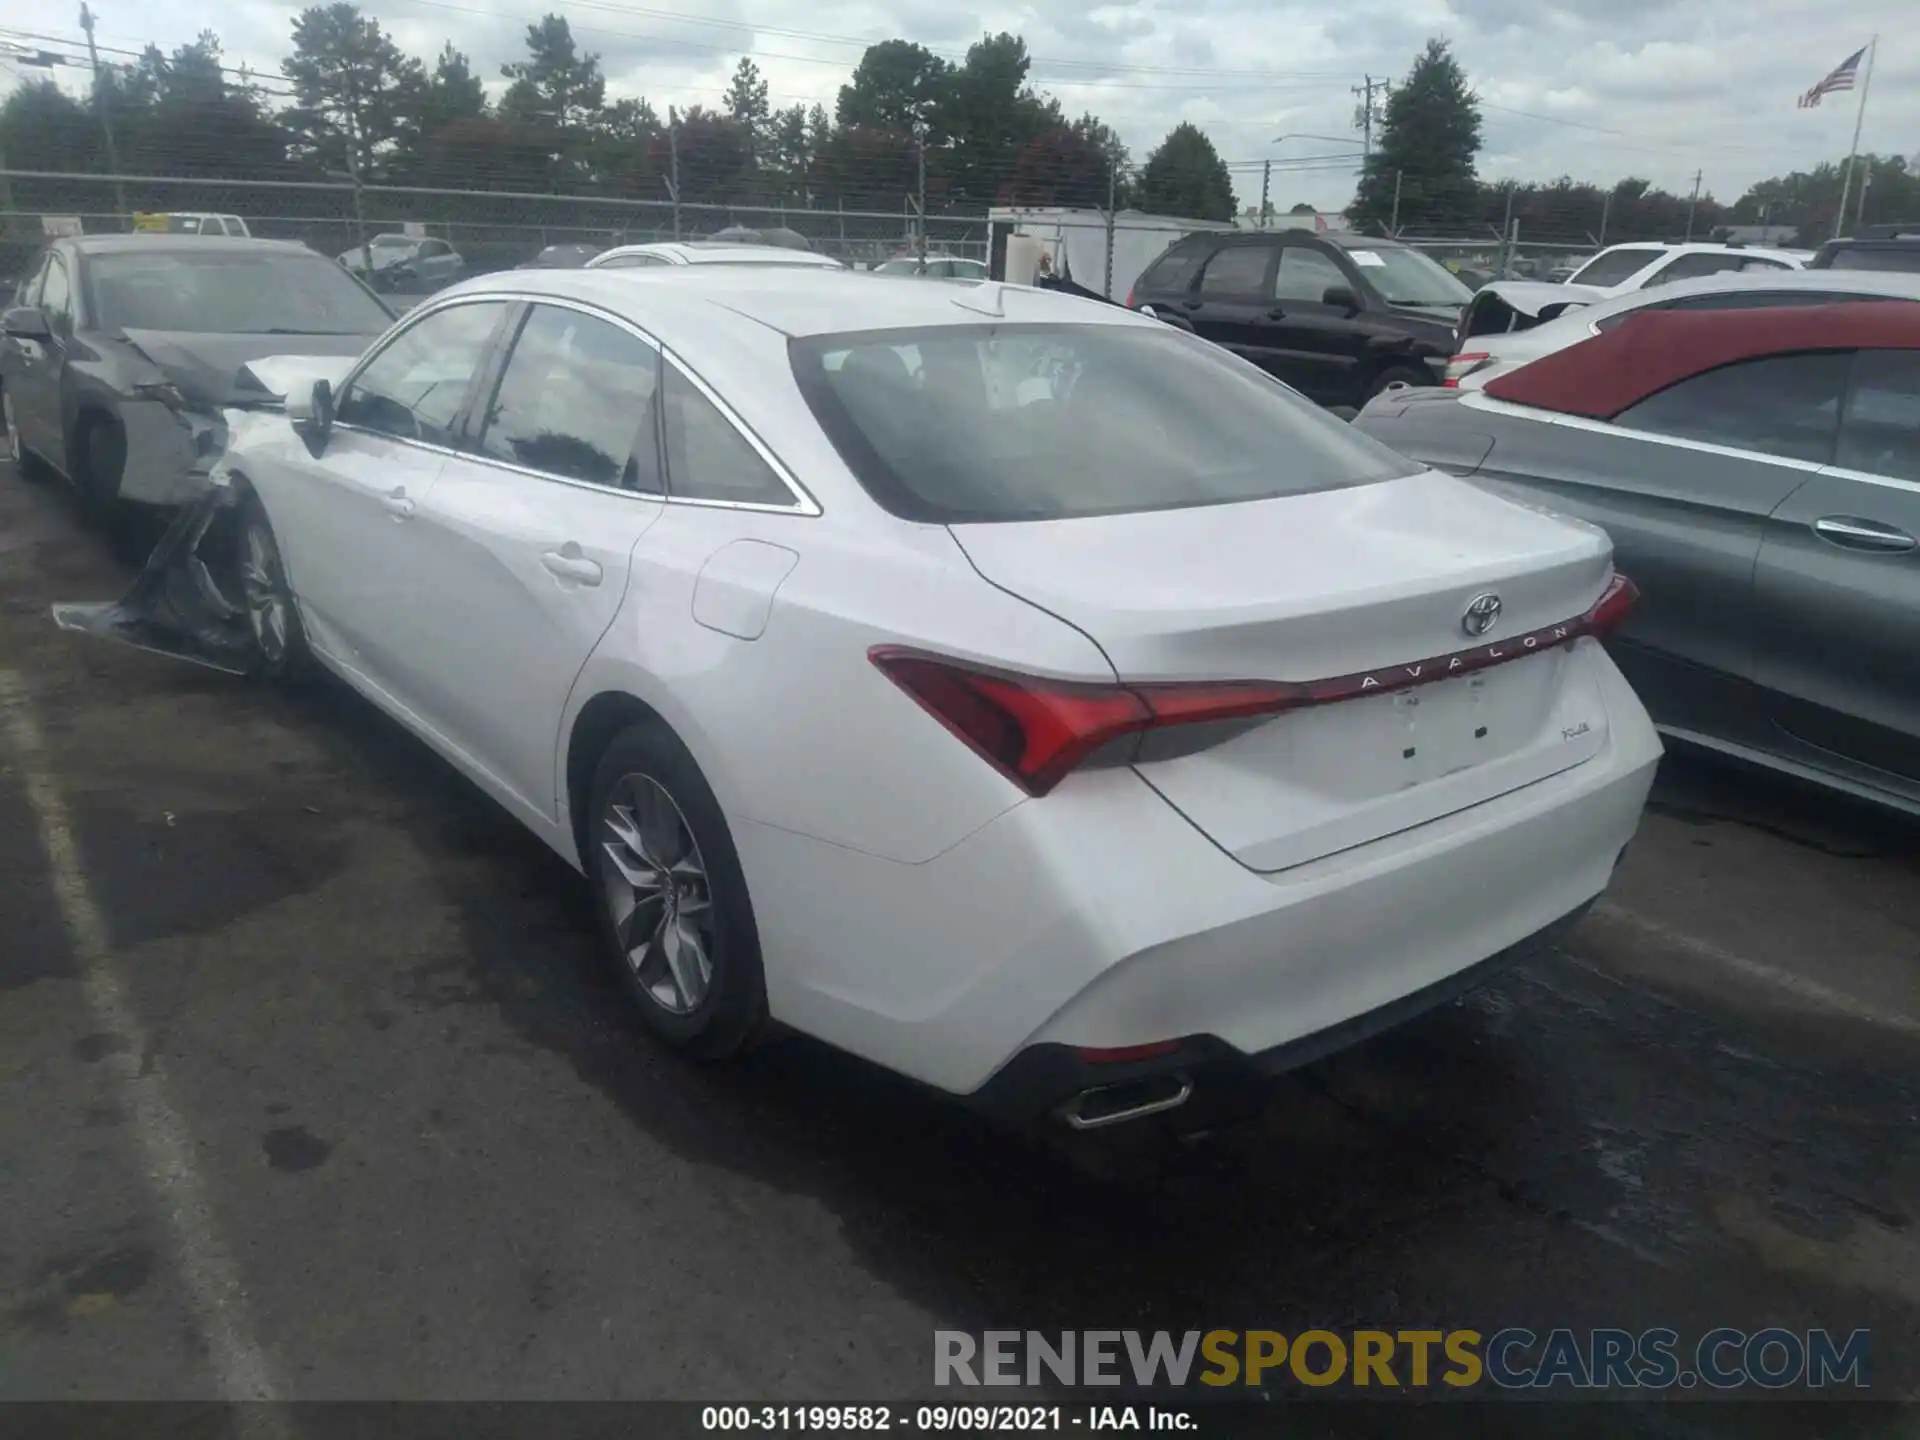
281,4,424,177
938,33,1058,205
765,103,812,203
723,57,771,167
836,40,950,133
1139,122,1235,220
1352,38,1482,232
500,15,605,130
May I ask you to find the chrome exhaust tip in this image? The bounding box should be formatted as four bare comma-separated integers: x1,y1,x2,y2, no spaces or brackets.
1057,1074,1194,1131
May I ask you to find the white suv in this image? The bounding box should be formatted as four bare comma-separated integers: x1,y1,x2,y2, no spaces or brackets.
1561,241,1803,297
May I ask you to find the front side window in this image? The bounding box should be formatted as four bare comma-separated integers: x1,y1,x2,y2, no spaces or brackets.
475,304,661,491
1615,351,1851,464
1198,244,1272,298
337,300,506,445
790,321,1420,524
1835,349,1920,481
1272,247,1349,303
661,362,794,506
1568,247,1664,287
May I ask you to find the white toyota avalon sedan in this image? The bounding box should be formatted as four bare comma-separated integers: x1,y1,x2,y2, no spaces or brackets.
99,268,1662,1128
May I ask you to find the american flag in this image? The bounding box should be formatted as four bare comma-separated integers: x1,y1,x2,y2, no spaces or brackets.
1799,47,1866,108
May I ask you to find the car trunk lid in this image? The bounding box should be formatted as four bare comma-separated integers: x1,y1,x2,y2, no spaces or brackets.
949,470,1619,872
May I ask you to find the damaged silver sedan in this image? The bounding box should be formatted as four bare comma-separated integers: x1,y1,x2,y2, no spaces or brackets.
2,234,390,511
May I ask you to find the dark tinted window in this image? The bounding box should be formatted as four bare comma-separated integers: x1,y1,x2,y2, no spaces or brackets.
790,322,1419,523
1137,246,1202,293
1569,247,1664,287
1272,247,1348,303
476,305,661,490
88,250,392,334
338,300,505,445
1836,349,1920,480
597,254,667,269
1645,253,1749,286
661,362,793,505
1199,244,1272,297
1824,246,1920,274
1616,352,1851,463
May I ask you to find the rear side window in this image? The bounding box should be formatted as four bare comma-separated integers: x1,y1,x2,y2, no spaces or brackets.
598,254,666,269
790,321,1419,524
1645,253,1760,287
1835,349,1920,480
661,362,795,507
1199,244,1272,298
475,304,661,491
1568,247,1663,287
1136,246,1202,293
1615,352,1851,463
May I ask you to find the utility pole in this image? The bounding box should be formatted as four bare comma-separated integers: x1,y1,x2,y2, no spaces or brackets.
667,107,681,239
1389,169,1402,234
913,122,927,270
1684,169,1702,241
1352,75,1389,161
1833,35,1877,240
1499,182,1517,277
78,4,128,226
1598,189,1611,247
1259,159,1270,229
1105,153,1119,296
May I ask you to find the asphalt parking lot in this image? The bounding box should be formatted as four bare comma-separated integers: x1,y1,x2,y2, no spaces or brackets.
1,455,1917,1428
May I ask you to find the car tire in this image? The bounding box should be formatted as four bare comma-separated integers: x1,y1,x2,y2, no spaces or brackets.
586,721,768,1060
75,412,127,514
237,494,313,684
1363,366,1428,404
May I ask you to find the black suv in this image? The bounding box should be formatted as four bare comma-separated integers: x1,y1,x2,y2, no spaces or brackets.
1810,224,1920,273
1126,229,1474,409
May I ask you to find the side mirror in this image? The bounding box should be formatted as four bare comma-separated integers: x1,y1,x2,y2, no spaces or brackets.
1322,285,1361,314
3,305,52,341
289,378,334,453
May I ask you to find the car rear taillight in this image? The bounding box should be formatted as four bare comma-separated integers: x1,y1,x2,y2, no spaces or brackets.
1125,285,1136,308
871,572,1639,797
1443,352,1491,387
1587,572,1640,636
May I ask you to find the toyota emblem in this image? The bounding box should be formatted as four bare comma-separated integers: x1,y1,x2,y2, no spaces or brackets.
1461,592,1503,637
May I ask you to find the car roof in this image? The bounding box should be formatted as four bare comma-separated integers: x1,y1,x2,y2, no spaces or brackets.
1585,240,1801,262
61,235,312,257
594,241,840,266
449,265,1143,339
1193,228,1411,251
1485,301,1920,418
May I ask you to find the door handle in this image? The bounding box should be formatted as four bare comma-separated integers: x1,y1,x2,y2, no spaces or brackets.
541,548,603,586
382,488,415,520
1812,516,1916,553
1265,305,1286,319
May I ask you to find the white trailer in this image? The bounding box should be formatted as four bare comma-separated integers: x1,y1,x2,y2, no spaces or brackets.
987,206,1238,300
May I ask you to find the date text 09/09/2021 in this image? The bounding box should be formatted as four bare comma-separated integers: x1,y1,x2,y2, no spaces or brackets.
701,1407,1191,1432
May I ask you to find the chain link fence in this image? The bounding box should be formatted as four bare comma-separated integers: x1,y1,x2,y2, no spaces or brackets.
0,171,992,284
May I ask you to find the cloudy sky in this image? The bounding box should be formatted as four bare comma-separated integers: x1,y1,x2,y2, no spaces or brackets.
3,0,1915,212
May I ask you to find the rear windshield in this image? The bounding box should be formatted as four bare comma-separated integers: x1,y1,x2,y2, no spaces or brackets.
1822,246,1920,274
1567,248,1664,287
789,322,1419,523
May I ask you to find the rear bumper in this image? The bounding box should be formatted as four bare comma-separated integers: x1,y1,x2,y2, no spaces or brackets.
965,899,1593,1125
736,640,1661,1101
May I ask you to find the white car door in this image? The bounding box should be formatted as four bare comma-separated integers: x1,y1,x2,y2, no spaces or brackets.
265,297,511,698
391,300,669,817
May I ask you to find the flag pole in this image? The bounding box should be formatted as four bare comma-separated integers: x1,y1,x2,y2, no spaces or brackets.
1833,36,1876,240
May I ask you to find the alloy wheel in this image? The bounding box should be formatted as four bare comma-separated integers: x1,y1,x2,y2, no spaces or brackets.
598,774,716,1015
240,519,289,663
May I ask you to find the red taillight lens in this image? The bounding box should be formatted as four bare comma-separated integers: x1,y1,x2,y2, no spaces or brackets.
1586,572,1640,636
869,649,1298,796
872,574,1637,796
1074,1040,1182,1063
1442,352,1491,387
